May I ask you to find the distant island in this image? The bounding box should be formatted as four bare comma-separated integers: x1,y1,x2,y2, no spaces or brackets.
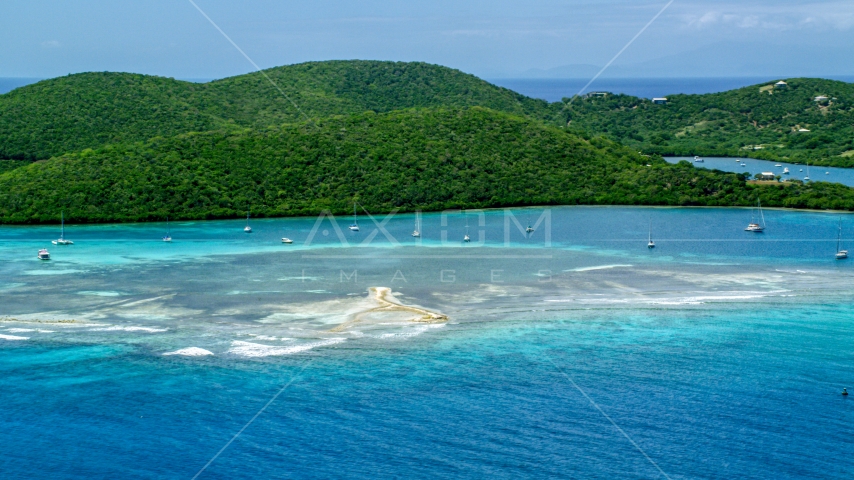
1,60,854,224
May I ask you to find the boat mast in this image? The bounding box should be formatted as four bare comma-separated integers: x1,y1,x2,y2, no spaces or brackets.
353,202,358,226
838,219,843,253
758,199,766,228
60,211,64,240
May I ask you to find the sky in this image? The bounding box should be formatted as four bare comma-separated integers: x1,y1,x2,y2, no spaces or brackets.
1,0,854,80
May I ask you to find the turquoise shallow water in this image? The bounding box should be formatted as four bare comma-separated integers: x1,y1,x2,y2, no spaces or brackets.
2,206,854,478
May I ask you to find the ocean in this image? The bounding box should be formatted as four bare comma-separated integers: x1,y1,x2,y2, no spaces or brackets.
0,78,43,95
2,206,853,478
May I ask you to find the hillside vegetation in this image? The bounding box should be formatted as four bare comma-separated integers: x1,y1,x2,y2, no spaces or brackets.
0,61,555,162
3,107,854,224
563,78,854,166
3,61,854,224
3,61,852,170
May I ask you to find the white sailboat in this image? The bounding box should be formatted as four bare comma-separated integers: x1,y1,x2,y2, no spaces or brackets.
694,156,703,163
463,210,471,242
281,237,293,244
412,216,420,237
52,212,73,245
647,217,655,248
37,248,51,260
349,203,360,231
783,167,790,175
745,199,766,232
836,219,848,260
244,211,252,233
804,162,810,181
163,217,172,242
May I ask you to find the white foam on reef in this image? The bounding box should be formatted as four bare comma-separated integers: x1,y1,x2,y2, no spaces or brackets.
48,323,108,328
89,326,168,333
163,347,214,357
545,290,781,306
247,334,289,341
4,328,56,334
649,293,771,305
374,323,445,340
226,290,282,295
0,334,28,341
376,326,429,339
228,338,345,357
77,291,123,297
22,269,87,276
565,264,633,272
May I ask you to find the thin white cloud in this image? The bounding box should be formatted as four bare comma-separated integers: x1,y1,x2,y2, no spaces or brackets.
678,1,854,31
41,40,61,48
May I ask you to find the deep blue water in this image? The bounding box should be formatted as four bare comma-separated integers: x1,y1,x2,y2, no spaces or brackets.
3,207,854,478
0,78,43,94
2,305,852,478
490,76,854,102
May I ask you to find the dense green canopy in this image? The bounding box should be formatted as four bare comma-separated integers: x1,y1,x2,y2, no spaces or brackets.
3,107,853,224
3,61,854,224
0,61,555,161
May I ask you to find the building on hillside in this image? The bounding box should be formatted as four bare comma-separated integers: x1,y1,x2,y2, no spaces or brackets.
775,81,788,88
652,97,668,104
814,95,829,102
757,172,776,181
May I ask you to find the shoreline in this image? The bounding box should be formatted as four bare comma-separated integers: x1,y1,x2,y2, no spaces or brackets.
3,203,854,228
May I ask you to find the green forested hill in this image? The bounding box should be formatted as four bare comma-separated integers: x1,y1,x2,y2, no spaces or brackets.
563,78,854,166
0,61,554,161
202,60,554,127
0,73,225,161
4,61,852,169
2,107,853,224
